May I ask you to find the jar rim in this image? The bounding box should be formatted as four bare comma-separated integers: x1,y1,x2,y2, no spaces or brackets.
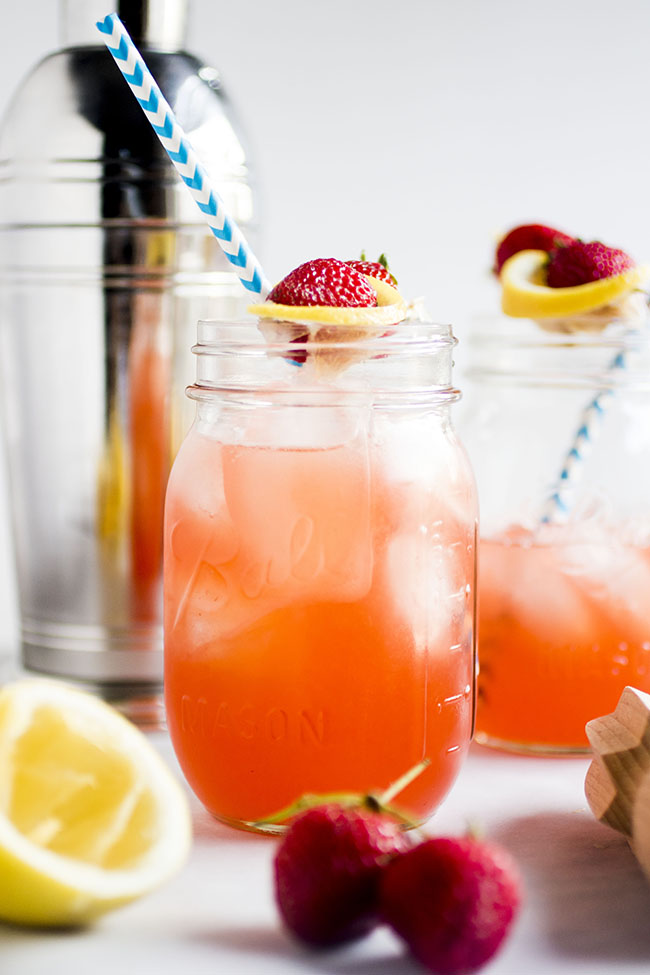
468,314,650,352
466,315,650,391
187,318,461,404
193,317,458,357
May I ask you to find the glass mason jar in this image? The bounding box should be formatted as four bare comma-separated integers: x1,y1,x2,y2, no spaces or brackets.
163,318,478,832
461,314,650,754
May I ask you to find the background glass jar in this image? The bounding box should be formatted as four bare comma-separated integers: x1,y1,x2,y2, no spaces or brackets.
163,318,477,832
461,314,650,754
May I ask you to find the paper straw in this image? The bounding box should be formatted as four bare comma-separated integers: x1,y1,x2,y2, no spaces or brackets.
96,13,271,298
540,348,627,523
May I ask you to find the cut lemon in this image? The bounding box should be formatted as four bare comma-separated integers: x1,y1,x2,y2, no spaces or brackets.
500,249,650,319
249,275,408,327
0,679,191,927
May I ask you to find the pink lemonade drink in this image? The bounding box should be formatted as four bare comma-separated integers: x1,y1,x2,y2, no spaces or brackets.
463,215,650,752
478,526,650,750
164,306,477,832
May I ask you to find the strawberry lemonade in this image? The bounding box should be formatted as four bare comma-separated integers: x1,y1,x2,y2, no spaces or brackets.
164,258,477,830
468,224,650,752
478,527,650,749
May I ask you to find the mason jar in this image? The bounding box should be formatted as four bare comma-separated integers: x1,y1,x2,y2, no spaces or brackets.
163,317,477,832
461,314,650,754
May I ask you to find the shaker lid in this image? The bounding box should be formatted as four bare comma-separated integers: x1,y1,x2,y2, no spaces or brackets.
60,0,188,51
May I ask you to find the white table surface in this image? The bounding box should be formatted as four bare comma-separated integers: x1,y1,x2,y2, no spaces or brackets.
1,651,650,975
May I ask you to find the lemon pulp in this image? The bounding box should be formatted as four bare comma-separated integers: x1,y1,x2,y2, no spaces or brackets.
0,680,191,927
8,704,156,869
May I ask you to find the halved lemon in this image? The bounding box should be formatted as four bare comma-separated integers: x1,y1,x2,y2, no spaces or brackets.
249,275,408,327
0,679,191,927
500,249,650,319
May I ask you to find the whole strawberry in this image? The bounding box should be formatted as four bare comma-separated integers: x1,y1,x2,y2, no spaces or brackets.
346,253,397,288
380,836,522,975
274,803,410,947
495,223,574,273
547,239,636,288
267,258,378,307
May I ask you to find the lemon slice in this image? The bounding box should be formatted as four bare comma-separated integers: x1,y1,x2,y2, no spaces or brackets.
0,679,191,927
500,249,650,319
249,276,408,327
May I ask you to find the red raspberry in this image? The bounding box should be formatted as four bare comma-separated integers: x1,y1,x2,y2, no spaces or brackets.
274,803,410,947
380,836,522,974
546,239,635,287
346,254,397,288
495,223,574,273
267,258,378,307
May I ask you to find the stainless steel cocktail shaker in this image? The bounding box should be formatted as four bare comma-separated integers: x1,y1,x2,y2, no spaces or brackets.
0,0,260,715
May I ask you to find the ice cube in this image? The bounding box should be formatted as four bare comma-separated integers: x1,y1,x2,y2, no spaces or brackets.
380,533,468,652
480,536,596,646
563,540,650,643
220,440,374,608
170,436,376,644
169,512,239,567
177,560,232,648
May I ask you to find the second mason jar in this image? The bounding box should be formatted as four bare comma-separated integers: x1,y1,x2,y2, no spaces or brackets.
163,318,477,831
462,315,650,753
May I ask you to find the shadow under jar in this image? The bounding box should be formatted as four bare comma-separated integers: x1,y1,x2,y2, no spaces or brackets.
163,317,477,832
461,314,650,754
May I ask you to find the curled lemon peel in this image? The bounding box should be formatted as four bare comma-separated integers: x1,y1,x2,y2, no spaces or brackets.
500,249,650,319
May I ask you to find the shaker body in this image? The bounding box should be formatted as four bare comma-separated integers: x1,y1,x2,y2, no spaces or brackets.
0,39,259,702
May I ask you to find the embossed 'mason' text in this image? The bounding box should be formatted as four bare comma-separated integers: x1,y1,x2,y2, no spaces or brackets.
180,696,326,746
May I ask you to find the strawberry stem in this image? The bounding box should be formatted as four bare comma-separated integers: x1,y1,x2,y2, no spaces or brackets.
253,758,430,829
464,819,484,841
378,252,398,285
253,791,365,828
379,758,430,805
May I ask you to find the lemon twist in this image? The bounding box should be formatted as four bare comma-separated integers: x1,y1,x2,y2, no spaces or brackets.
500,249,650,321
249,276,408,328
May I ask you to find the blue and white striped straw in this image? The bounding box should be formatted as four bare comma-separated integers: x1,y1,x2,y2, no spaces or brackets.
540,348,627,523
96,12,271,298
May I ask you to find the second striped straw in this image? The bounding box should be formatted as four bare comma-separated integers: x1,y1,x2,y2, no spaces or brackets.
540,348,627,523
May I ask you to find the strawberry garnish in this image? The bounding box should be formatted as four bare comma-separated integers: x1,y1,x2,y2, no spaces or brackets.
346,252,397,288
267,258,378,308
546,239,636,288
380,835,522,974
495,223,574,274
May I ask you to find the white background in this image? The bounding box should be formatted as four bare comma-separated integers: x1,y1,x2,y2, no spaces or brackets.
3,0,650,324
1,0,650,645
2,8,650,973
